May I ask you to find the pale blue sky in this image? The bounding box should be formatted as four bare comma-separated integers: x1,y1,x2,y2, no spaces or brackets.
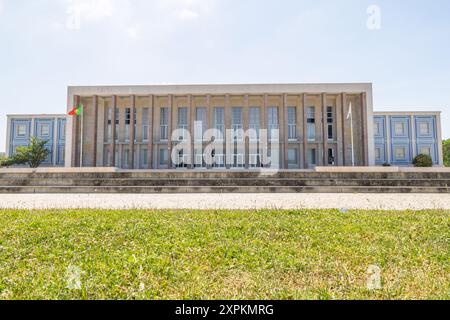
1,0,449,152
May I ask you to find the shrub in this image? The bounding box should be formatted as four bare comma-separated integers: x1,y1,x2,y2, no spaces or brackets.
413,154,433,167
444,139,450,167
0,157,16,167
9,137,49,168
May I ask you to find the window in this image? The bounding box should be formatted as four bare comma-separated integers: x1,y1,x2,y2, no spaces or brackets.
267,107,279,141
419,122,431,135
124,149,130,168
142,108,150,141
60,121,66,140
420,147,432,156
327,107,334,140
115,108,119,142
394,122,405,135
41,124,50,137
16,124,27,137
159,148,168,166
178,107,188,141
249,107,261,141
288,107,297,140
395,147,406,160
374,122,381,136
328,148,335,165
106,107,112,141
232,107,243,141
125,108,131,141
160,108,169,140
196,107,207,141
141,149,148,167
288,148,298,165
308,148,317,165
375,148,381,161
307,107,316,141
214,107,225,141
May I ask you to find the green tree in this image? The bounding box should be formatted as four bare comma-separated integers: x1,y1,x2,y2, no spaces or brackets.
444,139,450,167
14,137,50,168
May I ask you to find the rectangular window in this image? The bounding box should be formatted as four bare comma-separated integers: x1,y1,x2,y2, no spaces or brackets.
328,148,335,165
232,107,243,141
60,121,66,140
307,107,316,141
178,107,188,141
124,149,129,168
395,147,406,160
288,148,298,165
16,124,27,137
394,122,405,135
375,148,381,161
268,107,279,141
142,108,149,141
125,108,131,141
420,147,431,156
196,107,207,141
159,148,168,166
288,107,297,140
160,108,169,140
249,107,261,141
106,107,112,141
141,149,148,167
308,148,317,165
115,108,119,142
40,124,50,137
327,106,334,140
419,122,431,135
214,107,225,141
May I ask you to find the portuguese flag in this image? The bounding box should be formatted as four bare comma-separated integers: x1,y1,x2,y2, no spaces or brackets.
69,104,84,116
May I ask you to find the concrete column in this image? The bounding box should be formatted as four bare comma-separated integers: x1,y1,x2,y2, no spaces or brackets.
360,92,368,166
242,94,249,169
111,95,117,167
168,94,173,169
207,94,213,169
73,95,80,167
148,95,154,169
302,94,308,168
93,95,99,167
130,95,136,169
386,116,392,164
322,93,328,166
282,94,289,169
225,94,232,169
341,93,347,166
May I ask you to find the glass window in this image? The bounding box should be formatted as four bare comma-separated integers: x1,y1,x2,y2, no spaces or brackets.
141,149,148,167
375,148,381,161
249,107,261,141
232,107,243,141
308,148,317,165
177,107,188,141
196,107,207,140
159,148,168,165
420,147,431,156
142,108,149,141
395,147,406,160
160,107,169,140
307,107,316,141
394,122,405,135
41,124,50,137
214,107,225,140
327,107,334,140
16,124,27,137
288,148,297,165
268,107,279,141
61,121,66,140
374,122,381,136
328,148,335,165
419,122,431,135
288,107,297,140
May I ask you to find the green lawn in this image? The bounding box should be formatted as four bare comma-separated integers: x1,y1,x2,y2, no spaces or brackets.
0,209,448,300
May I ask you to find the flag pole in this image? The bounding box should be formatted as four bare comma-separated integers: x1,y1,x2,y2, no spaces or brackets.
80,109,83,167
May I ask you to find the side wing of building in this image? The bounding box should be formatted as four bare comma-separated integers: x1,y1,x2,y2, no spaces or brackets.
373,112,443,166
6,114,67,166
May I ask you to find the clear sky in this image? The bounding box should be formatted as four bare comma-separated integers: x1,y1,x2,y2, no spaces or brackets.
0,0,449,152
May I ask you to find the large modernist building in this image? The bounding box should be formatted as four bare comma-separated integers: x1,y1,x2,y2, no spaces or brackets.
4,83,444,168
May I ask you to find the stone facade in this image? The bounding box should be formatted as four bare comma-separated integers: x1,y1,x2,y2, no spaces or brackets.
66,83,374,169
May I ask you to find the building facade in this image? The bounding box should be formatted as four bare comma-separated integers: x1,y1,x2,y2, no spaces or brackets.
5,114,67,166
3,84,445,169
374,112,443,166
65,83,374,169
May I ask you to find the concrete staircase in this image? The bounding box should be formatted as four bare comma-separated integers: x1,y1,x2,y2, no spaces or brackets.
0,169,449,193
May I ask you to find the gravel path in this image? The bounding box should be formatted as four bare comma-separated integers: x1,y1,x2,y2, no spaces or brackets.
0,194,449,210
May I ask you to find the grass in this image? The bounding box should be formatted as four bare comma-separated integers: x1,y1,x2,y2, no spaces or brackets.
0,209,448,300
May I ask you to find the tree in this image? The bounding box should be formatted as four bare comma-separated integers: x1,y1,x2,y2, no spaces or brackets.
14,137,50,168
413,154,433,167
444,139,450,167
